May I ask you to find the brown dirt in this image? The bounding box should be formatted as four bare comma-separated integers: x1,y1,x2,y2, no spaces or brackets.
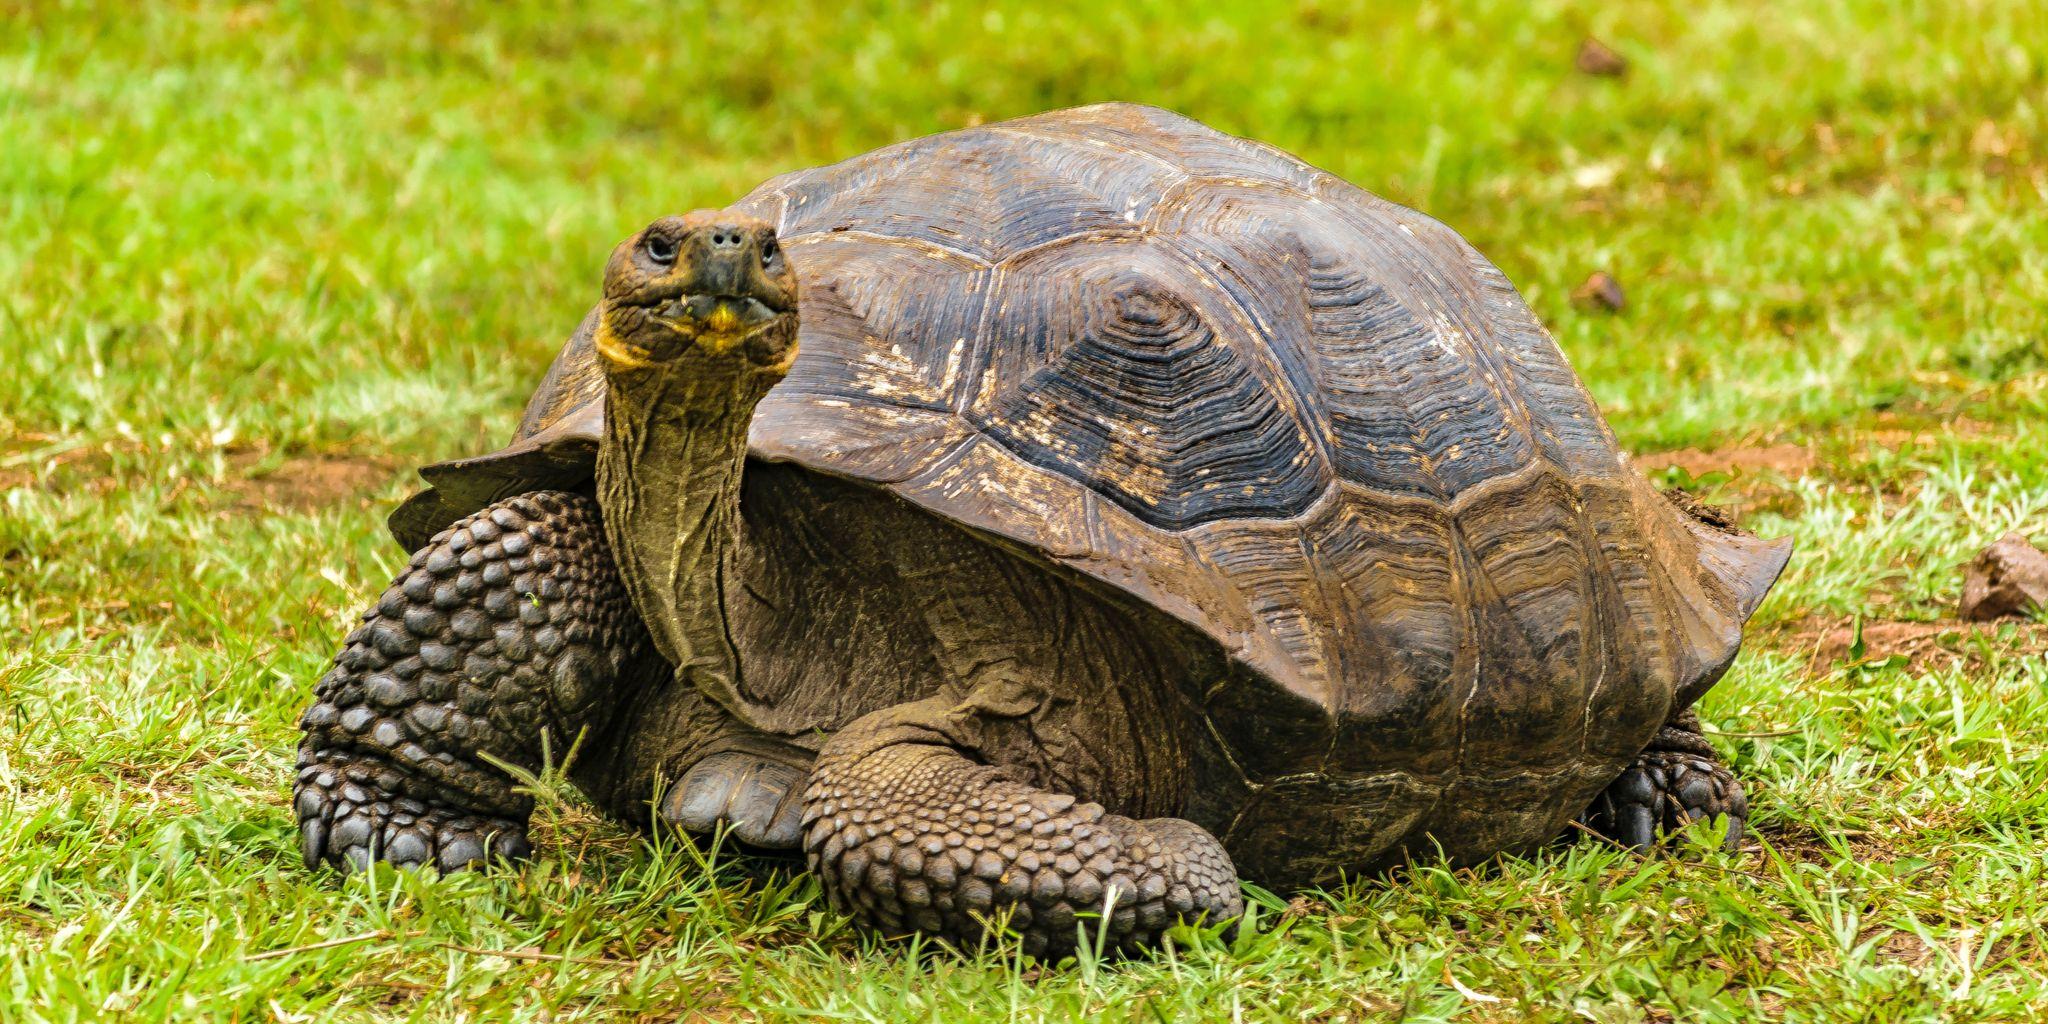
1753,815,1936,883
1634,442,1816,520
1628,418,2009,520
2,438,396,511
1635,444,1817,480
1876,930,1938,968
1863,427,1982,450
1775,615,2048,676
0,435,120,493
1574,37,1629,78
226,452,399,511
1630,413,2004,492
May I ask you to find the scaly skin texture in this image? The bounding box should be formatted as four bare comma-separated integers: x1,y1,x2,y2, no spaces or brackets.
1581,709,1749,852
295,491,651,872
802,697,1243,958
596,357,768,719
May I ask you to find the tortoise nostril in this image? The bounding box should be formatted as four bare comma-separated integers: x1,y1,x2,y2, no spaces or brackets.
706,225,746,249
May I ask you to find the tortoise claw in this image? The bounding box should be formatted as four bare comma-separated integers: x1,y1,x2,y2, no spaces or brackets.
660,751,808,849
295,757,530,874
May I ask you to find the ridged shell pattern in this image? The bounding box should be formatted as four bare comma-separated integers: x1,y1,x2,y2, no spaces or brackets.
737,103,1778,804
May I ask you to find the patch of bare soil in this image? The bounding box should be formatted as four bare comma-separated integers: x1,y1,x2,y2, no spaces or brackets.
2,438,396,512
1635,444,1817,480
0,435,121,494
226,452,398,511
1774,615,2048,676
1751,810,1946,883
1634,442,1815,519
1632,418,2013,521
1860,407,1999,443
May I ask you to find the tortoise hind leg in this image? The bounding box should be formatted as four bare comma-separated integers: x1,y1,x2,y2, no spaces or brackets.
1581,709,1749,852
295,490,652,872
801,689,1242,958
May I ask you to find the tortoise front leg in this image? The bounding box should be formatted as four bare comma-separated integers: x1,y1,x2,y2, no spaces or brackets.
1581,709,1749,852
295,490,652,872
801,692,1242,958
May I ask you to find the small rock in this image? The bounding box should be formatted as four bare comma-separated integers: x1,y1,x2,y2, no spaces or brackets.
1572,271,1626,312
1575,37,1629,78
1960,533,2048,621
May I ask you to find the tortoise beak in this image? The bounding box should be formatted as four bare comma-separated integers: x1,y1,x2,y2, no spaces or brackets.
658,294,783,336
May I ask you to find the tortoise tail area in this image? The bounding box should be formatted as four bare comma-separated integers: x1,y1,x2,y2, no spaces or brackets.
1649,479,1794,707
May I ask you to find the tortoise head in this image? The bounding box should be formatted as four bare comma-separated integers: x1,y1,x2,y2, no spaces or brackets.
595,210,799,377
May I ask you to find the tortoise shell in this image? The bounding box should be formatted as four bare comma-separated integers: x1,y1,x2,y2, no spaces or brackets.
391,104,1789,871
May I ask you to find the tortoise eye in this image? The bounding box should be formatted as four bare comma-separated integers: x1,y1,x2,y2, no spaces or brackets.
759,237,779,266
642,233,678,266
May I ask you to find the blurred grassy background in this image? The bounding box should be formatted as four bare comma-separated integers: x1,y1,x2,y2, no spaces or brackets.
4,2,2046,1021
8,0,2043,459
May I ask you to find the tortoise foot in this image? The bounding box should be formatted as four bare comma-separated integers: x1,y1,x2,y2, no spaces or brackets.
1583,714,1748,852
659,750,808,849
296,753,530,873
804,697,1243,958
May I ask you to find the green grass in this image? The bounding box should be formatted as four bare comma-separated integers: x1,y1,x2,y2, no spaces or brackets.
4,0,2047,1019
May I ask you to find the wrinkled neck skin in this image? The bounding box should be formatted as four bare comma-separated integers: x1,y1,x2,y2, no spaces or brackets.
596,350,776,716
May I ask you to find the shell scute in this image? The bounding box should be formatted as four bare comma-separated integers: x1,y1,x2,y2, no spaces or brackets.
971,239,1330,532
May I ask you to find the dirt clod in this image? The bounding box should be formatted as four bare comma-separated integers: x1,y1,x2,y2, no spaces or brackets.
1571,271,1626,311
1635,444,1814,480
1788,615,2048,676
1575,37,1629,77
229,453,397,511
1960,532,2048,621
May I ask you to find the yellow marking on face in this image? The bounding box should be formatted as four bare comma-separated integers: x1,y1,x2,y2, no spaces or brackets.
694,303,746,355
594,320,658,370
763,341,800,375
707,303,742,335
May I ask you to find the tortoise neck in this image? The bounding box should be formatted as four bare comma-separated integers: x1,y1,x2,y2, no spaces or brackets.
595,357,775,705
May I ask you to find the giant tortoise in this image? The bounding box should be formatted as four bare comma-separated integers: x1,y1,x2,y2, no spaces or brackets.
294,103,1791,956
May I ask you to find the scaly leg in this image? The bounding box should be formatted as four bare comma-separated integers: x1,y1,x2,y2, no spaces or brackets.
1581,709,1749,852
295,491,653,872
801,691,1242,958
